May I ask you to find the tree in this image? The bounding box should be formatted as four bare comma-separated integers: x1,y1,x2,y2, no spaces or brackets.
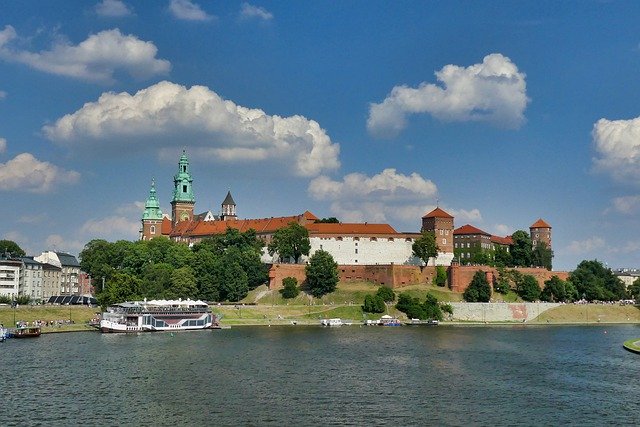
305,250,339,297
395,292,446,320
280,277,300,299
628,278,640,301
166,266,198,300
217,259,249,302
363,294,386,313
100,272,142,307
268,222,311,263
463,270,491,302
532,242,553,270
541,275,576,302
570,260,627,301
0,240,25,257
141,262,174,298
412,231,438,266
316,217,340,223
376,286,395,302
433,266,448,287
510,230,532,267
516,274,541,302
494,245,512,268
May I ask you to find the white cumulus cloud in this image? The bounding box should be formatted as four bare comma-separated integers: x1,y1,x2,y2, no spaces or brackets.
169,0,214,21
308,169,439,226
240,3,273,21
592,117,640,183
45,234,85,254
367,53,529,138
0,153,80,193
43,81,340,177
95,0,133,17
0,26,170,83
609,195,640,215
566,237,605,255
80,215,140,238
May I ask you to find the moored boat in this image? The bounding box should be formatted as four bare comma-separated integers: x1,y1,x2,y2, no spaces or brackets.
12,326,41,338
379,315,402,326
405,319,439,326
100,299,218,333
320,318,344,326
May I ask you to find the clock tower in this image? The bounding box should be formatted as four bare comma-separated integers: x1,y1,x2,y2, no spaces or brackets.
171,150,195,226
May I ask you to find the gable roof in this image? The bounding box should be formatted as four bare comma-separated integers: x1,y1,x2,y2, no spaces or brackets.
305,222,397,236
422,207,453,219
530,218,551,229
222,191,236,206
56,252,80,267
491,235,513,246
454,224,490,236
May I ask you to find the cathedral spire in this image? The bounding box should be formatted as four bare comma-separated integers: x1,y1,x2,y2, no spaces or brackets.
171,150,196,225
142,178,163,220
221,190,237,220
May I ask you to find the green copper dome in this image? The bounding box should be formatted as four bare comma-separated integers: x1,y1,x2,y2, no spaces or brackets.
172,150,195,203
142,179,164,220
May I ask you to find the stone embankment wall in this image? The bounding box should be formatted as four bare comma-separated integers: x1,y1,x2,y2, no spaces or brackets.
268,262,569,292
449,302,561,322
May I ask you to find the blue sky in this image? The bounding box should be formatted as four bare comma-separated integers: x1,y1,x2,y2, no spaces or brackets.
1,0,640,271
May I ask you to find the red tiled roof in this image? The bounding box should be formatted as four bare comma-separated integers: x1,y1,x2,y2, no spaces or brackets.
454,224,489,236
306,223,397,236
530,218,551,229
422,207,453,219
170,213,313,238
491,235,513,246
303,210,318,221
161,217,173,235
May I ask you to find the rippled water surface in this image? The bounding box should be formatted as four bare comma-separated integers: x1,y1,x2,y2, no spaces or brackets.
1,325,639,426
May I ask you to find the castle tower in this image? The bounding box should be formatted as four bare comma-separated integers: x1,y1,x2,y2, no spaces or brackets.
419,207,455,266
141,179,164,240
171,150,195,226
221,190,237,221
530,219,552,249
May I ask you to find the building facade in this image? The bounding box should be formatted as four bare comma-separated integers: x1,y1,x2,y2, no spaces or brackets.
0,256,21,298
19,257,43,301
34,251,81,295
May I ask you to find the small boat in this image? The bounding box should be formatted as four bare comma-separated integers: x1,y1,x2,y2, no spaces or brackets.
12,326,41,338
405,319,439,326
379,315,402,326
320,318,344,326
0,325,9,342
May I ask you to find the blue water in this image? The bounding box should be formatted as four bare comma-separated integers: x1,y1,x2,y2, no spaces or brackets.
1,325,639,426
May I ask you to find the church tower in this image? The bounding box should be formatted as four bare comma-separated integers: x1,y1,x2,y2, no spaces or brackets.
221,191,237,221
141,179,164,240
171,150,195,226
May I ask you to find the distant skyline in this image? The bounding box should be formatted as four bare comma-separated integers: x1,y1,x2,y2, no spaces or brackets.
2,1,640,271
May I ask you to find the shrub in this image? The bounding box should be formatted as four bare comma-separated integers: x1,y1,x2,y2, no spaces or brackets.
280,277,299,299
363,295,386,313
376,286,395,302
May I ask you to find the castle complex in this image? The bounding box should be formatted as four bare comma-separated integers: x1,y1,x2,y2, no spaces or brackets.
141,152,551,269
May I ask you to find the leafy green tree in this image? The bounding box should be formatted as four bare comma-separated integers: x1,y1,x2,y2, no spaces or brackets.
493,245,512,267
376,286,396,302
363,294,386,313
433,266,448,287
516,274,541,301
532,242,553,270
79,239,117,289
470,251,493,266
570,260,627,301
0,240,25,257
628,278,640,301
316,217,340,223
510,230,532,267
305,250,339,297
101,272,142,307
191,246,220,302
217,259,249,302
166,266,198,300
141,262,174,298
412,231,439,266
395,292,446,320
268,222,311,263
541,275,576,302
280,277,300,299
463,270,492,302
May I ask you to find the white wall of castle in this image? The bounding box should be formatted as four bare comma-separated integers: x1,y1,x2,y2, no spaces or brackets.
261,235,454,266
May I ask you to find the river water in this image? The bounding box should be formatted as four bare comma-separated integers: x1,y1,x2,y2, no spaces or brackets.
1,325,639,426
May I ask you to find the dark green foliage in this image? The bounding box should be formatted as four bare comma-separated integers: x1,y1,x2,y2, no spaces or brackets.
280,277,300,299
532,242,553,270
516,274,541,301
267,222,311,263
412,231,438,265
80,228,266,303
541,275,577,302
316,217,340,223
305,250,339,297
376,286,395,302
570,260,627,301
363,294,386,313
629,278,640,301
463,270,492,302
395,292,446,320
100,272,142,307
470,251,493,266
493,245,512,268
0,240,26,257
510,230,532,267
433,266,447,287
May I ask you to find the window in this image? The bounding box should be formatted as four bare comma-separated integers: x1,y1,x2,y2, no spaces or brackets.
442,238,446,245
150,225,156,234
455,243,458,248
355,249,358,254
440,229,444,235
182,185,187,193
445,230,449,235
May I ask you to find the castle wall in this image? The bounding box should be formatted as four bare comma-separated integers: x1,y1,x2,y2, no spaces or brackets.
449,265,570,293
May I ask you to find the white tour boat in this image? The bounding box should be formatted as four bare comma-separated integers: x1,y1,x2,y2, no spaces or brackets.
320,318,344,326
100,299,218,333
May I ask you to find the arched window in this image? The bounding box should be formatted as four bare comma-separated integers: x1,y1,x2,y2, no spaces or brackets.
150,225,156,234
